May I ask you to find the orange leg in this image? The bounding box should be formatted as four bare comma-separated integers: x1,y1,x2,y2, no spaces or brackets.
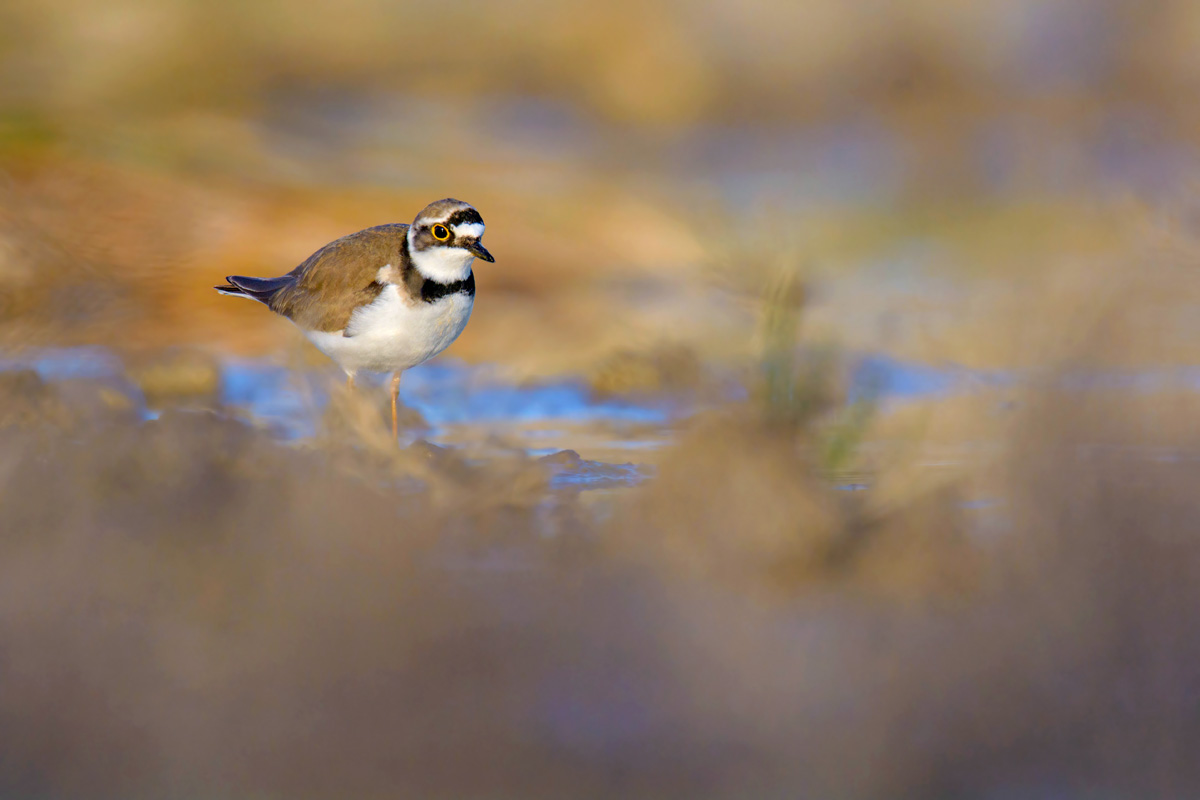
390,371,402,440
346,373,356,391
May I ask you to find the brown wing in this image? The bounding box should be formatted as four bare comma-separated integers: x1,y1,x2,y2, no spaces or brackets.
267,224,408,332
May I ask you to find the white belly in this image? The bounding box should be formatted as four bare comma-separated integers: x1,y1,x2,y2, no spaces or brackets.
303,284,474,375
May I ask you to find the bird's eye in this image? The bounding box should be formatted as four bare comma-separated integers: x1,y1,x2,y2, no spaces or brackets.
431,224,450,241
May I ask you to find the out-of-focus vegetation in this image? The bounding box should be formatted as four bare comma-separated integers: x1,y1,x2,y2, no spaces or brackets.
3,1,1200,798
1,0,1199,370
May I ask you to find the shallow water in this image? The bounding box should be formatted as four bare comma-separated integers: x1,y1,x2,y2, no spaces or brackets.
1,345,971,424
1,346,685,491
5,346,1196,495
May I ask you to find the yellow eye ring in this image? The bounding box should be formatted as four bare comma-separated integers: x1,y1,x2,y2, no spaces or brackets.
431,224,451,241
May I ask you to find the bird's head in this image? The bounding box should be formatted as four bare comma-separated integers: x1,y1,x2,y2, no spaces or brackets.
407,198,494,283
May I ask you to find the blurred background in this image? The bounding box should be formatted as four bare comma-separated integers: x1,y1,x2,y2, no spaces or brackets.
2,1,1200,798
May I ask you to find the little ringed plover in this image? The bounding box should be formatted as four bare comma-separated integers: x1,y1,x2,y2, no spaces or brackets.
215,198,494,438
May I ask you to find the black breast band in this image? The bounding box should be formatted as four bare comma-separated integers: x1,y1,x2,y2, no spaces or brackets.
420,272,475,302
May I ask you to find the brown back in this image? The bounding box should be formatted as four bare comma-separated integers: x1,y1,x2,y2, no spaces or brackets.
268,224,409,332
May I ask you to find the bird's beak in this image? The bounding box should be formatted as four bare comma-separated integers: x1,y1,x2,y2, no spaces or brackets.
465,240,495,263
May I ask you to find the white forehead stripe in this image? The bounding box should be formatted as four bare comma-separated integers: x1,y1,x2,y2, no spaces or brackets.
453,222,485,239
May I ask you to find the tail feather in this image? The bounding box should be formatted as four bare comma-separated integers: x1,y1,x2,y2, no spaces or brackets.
214,274,292,304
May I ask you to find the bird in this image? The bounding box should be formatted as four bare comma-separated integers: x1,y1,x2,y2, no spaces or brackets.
215,198,494,439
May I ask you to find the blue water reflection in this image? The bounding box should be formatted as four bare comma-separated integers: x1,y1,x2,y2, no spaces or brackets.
220,357,674,445
397,363,669,426
5,345,1197,495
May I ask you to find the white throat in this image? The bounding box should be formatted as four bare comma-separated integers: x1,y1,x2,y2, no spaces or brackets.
408,226,475,284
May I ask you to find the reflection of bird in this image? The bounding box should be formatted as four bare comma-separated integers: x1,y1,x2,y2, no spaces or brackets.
216,198,494,438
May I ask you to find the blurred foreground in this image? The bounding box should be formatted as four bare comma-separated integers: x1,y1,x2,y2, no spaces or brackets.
3,252,1200,798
